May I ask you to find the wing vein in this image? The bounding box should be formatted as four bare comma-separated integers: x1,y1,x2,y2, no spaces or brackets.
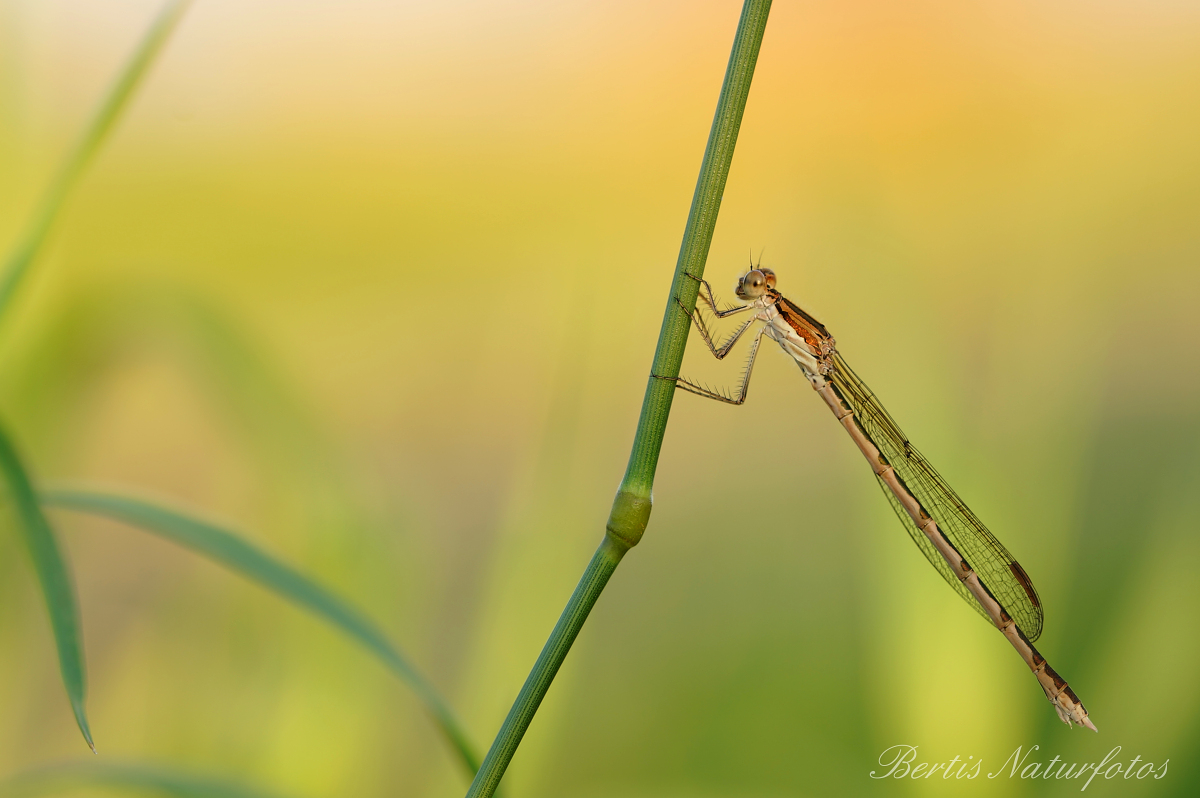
828,352,1044,641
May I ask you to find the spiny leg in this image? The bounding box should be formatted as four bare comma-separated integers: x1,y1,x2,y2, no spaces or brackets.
657,328,766,406
676,296,757,360
681,272,749,319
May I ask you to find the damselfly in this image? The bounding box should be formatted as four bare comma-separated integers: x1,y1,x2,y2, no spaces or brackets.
664,267,1096,731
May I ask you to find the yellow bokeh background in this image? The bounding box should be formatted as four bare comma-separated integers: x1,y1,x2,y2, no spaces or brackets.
2,1,1199,796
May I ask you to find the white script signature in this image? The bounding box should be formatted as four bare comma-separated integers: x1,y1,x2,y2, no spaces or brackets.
870,744,1168,790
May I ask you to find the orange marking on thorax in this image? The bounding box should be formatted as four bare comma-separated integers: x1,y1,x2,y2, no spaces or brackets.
771,291,831,350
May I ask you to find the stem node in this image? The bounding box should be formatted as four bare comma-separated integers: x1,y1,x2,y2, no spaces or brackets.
606,490,653,551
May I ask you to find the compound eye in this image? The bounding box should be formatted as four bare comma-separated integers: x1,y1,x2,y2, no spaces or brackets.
735,269,770,299
759,268,776,288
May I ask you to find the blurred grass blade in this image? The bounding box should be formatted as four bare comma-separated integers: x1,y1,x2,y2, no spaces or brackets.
0,761,289,798
0,0,191,326
0,423,92,750
42,488,482,780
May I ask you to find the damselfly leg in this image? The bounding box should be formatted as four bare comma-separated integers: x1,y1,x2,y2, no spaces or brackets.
668,327,766,405
688,275,750,319
675,296,757,360
657,279,764,405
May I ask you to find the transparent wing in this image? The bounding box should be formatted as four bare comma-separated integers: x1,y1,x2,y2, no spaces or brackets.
872,471,989,621
829,352,1044,641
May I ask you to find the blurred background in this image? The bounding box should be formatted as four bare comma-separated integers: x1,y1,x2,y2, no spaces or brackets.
1,1,1199,796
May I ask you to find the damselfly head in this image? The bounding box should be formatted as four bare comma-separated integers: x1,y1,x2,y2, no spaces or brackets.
735,268,775,299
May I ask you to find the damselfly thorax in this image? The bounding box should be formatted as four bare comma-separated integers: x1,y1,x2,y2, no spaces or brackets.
748,288,837,381
665,266,1096,732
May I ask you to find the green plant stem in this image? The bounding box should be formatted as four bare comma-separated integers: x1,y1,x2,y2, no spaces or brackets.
464,537,624,798
464,2,771,796
0,0,191,328
616,0,773,507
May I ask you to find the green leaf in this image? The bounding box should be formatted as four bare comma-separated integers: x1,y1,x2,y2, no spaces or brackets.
0,0,192,326
42,489,481,780
0,423,92,750
0,761,289,798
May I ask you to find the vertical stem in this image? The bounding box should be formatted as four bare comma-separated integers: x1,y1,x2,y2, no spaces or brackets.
617,0,773,506
464,3,772,796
